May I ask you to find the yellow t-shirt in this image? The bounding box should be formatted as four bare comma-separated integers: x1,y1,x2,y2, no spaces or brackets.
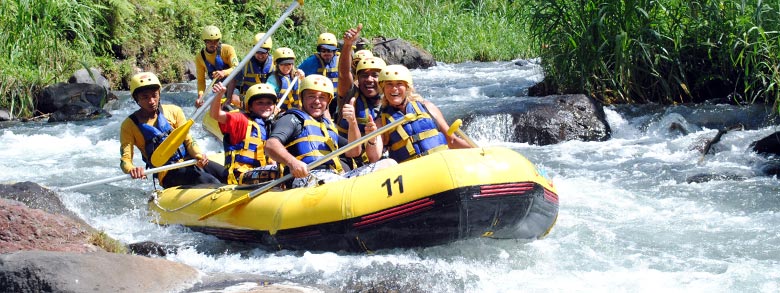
195,44,239,97
119,104,202,173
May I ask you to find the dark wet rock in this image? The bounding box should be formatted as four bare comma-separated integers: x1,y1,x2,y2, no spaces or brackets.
686,173,748,183
183,60,197,81
751,131,780,157
37,82,114,122
127,241,173,257
0,182,85,224
371,37,436,69
68,67,110,90
757,161,780,176
462,94,610,145
0,250,198,293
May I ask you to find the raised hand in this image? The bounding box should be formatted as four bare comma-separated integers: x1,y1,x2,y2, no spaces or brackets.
342,97,357,124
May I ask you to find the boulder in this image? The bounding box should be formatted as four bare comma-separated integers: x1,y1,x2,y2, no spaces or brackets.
0,251,198,292
0,198,98,254
0,109,10,121
183,60,197,81
37,82,112,122
68,67,110,90
462,94,611,145
371,37,436,69
751,131,780,157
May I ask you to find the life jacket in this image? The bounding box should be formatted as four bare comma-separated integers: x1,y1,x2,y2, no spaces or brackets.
283,109,343,173
316,54,339,92
223,113,271,184
276,74,300,111
129,107,188,169
240,57,273,95
336,91,381,137
381,101,448,163
201,45,227,79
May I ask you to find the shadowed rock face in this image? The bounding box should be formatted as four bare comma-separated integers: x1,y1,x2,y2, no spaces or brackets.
0,251,199,292
370,37,436,69
461,94,611,145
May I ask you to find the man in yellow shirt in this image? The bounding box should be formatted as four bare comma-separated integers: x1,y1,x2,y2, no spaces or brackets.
195,25,239,108
120,72,223,188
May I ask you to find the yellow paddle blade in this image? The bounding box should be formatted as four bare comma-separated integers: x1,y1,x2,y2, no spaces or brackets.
198,194,250,220
447,119,463,137
151,119,194,167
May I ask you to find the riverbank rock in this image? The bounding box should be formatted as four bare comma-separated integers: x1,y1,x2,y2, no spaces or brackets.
68,67,111,90
0,250,199,292
371,37,436,69
37,82,113,122
0,109,10,121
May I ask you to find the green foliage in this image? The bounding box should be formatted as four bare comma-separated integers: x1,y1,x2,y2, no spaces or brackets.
1,0,532,119
527,0,780,109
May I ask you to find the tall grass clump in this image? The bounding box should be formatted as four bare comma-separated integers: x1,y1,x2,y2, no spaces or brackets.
527,0,780,109
0,0,106,118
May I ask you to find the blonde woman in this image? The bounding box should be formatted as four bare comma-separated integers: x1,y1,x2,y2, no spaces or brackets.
366,65,472,164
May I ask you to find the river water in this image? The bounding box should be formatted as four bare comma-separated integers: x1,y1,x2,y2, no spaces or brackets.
1,61,779,292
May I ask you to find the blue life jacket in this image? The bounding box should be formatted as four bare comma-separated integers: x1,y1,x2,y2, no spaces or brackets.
282,109,343,173
381,101,448,163
240,57,273,94
276,74,300,111
201,45,227,78
336,91,381,137
223,113,271,184
129,107,188,168
316,54,339,92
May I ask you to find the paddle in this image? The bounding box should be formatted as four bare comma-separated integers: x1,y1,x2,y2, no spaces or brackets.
448,119,479,147
150,0,304,167
60,159,198,191
272,75,299,119
198,113,415,221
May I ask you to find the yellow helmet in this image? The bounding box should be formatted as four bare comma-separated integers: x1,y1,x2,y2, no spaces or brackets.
300,75,334,99
254,32,273,50
129,72,161,97
243,83,277,112
316,32,337,50
356,57,386,74
353,50,374,62
379,64,413,88
273,47,296,60
201,25,222,41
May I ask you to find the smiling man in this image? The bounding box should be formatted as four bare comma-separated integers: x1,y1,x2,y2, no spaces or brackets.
334,24,386,168
264,75,362,188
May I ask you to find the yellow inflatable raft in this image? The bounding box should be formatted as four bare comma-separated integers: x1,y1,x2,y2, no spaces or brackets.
148,146,559,252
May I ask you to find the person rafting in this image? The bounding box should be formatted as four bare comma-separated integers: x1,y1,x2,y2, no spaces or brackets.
264,75,392,188
211,82,279,185
367,65,473,163
267,47,305,113
225,32,275,102
298,32,340,118
195,25,239,108
335,24,386,168
120,72,223,188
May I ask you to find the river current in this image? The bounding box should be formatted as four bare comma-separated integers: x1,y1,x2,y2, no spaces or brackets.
1,61,779,292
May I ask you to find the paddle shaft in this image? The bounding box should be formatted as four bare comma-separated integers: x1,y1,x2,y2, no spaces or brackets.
191,0,302,122
60,159,197,191
150,0,302,167
198,113,415,220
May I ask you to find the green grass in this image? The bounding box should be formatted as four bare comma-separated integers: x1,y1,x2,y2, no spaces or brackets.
0,0,532,119
526,0,780,109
